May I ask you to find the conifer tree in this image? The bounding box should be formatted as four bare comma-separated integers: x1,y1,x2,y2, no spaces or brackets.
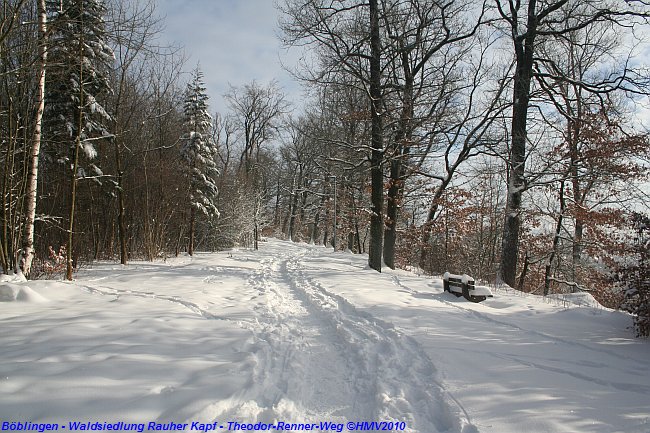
181,67,219,256
45,0,114,158
44,0,114,279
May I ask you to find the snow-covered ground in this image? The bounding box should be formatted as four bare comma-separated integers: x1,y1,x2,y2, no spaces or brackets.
1,239,649,433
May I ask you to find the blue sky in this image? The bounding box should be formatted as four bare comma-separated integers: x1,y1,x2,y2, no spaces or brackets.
156,0,302,114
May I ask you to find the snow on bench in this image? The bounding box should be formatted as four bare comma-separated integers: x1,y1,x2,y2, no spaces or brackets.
443,272,493,303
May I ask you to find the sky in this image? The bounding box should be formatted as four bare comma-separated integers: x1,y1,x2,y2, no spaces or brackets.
155,0,303,115
152,0,650,133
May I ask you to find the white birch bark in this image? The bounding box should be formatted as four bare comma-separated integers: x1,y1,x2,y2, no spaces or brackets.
19,0,47,277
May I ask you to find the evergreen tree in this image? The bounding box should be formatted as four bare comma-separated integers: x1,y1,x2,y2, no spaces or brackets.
45,0,114,161
44,0,114,279
181,67,219,256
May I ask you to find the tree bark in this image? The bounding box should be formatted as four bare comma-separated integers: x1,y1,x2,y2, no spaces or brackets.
66,124,82,281
188,206,195,256
545,182,565,295
383,63,413,269
67,6,86,281
288,191,298,242
115,140,128,264
419,175,455,269
19,0,47,278
499,0,537,287
368,0,384,272
569,121,584,279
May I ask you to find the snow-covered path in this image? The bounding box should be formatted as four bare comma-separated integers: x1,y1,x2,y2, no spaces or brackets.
1,239,649,433
210,249,469,432
295,246,650,433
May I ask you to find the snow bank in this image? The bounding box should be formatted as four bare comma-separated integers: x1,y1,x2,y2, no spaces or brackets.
548,291,604,308
0,272,27,283
0,283,49,303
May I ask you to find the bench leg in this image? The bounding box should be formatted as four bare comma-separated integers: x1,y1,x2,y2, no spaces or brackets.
462,283,470,301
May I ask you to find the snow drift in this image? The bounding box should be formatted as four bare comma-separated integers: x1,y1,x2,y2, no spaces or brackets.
0,283,48,303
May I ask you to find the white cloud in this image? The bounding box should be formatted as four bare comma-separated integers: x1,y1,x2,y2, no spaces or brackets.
156,0,303,114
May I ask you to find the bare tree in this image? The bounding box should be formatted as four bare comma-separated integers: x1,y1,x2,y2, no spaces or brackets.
280,0,386,269
367,0,384,271
0,0,29,47
106,0,164,265
225,80,289,175
1,0,33,274
379,0,488,268
224,80,289,248
494,0,650,287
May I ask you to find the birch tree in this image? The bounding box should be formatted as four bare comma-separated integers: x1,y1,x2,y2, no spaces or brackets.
19,0,47,278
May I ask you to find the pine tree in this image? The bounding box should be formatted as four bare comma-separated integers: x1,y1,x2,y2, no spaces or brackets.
45,0,114,159
44,0,114,279
181,67,219,256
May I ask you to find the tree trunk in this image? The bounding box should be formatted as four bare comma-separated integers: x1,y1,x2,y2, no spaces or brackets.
66,127,81,281
383,172,401,268
322,206,330,247
368,0,384,272
67,12,85,281
19,0,47,278
545,182,565,295
112,63,130,265
188,206,195,256
288,191,298,242
274,176,281,226
418,175,454,269
383,68,413,269
355,221,362,254
288,172,298,241
572,221,583,271
1,97,16,273
517,251,529,292
570,126,584,280
310,185,326,244
499,3,536,287
115,142,128,264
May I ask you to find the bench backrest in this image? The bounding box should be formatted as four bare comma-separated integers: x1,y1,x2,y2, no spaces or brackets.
444,272,475,287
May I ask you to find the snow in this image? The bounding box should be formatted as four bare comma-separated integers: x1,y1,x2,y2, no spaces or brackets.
0,284,48,303
1,239,648,433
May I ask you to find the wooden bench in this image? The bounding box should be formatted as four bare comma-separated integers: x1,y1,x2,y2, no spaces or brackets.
443,272,493,303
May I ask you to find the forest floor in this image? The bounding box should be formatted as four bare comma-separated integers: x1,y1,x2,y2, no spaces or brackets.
1,239,649,433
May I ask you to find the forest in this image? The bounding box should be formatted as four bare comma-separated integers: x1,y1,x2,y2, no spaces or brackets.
0,0,648,334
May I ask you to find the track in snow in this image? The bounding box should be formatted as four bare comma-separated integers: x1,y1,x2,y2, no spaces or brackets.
200,247,475,433
79,284,236,322
6,239,647,433
390,274,650,394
